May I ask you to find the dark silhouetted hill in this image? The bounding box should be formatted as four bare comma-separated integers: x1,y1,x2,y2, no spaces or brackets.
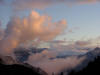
69,47,100,75
0,55,47,75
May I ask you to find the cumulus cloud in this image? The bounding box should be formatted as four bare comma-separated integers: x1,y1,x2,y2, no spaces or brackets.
0,10,67,55
12,0,100,11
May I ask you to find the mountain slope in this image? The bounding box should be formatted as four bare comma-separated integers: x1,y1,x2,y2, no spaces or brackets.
0,55,47,75
69,47,100,75
69,56,100,75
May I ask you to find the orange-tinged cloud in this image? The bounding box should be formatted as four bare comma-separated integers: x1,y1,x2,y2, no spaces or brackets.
0,10,67,55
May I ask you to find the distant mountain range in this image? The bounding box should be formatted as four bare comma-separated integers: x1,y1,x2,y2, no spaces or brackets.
72,47,100,72
14,47,47,62
59,47,100,75
1,47,100,75
69,53,100,75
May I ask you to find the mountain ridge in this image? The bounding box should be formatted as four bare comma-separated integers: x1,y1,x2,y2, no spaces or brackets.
68,47,100,75
0,55,48,75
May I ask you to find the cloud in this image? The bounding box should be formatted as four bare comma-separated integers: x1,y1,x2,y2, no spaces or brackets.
0,28,4,40
27,45,100,75
49,40,92,50
0,10,67,55
0,21,4,40
27,52,86,75
20,37,100,75
12,0,53,11
12,0,68,11
76,0,98,4
12,0,100,11
66,0,99,5
26,39,93,75
73,40,92,48
48,40,66,44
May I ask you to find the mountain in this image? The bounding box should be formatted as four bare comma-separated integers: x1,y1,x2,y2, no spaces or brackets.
14,47,48,62
14,50,30,62
69,56,100,75
68,47,100,75
0,55,47,75
58,47,100,75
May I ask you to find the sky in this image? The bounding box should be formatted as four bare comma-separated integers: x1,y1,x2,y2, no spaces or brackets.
0,0,100,41
1,0,100,74
0,0,100,53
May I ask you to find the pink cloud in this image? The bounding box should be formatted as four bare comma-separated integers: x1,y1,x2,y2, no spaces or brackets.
0,10,67,55
12,0,100,11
